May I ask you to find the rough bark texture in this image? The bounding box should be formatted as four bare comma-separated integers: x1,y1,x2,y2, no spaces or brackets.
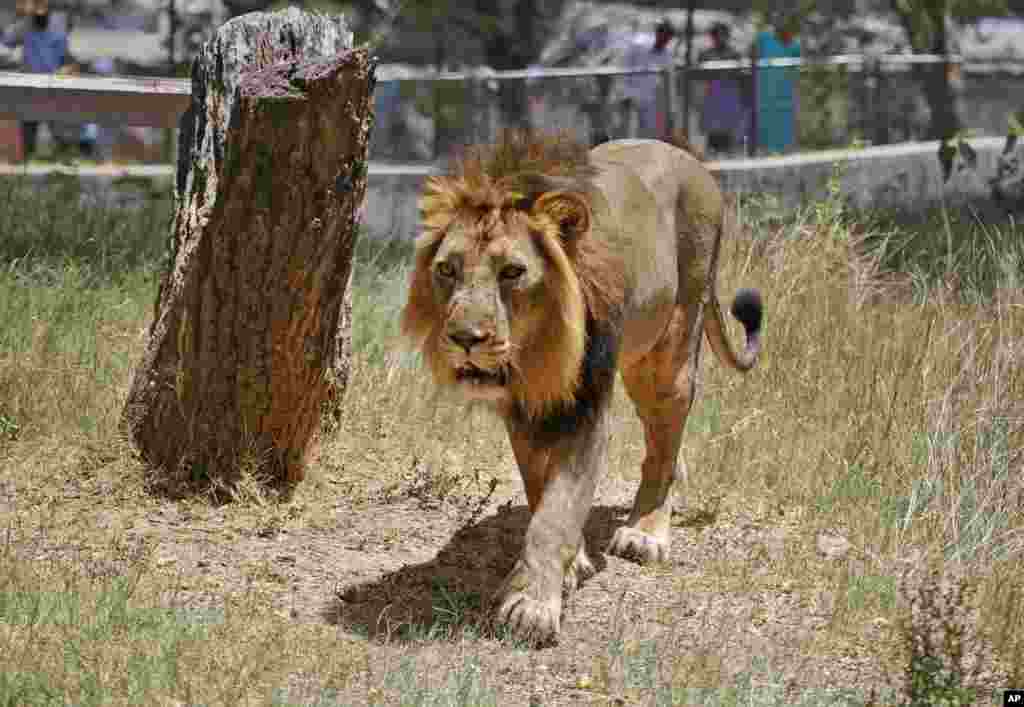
892,5,962,142
122,8,375,486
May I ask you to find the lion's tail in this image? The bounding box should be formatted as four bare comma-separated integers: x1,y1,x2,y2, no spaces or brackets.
705,289,762,372
703,198,762,373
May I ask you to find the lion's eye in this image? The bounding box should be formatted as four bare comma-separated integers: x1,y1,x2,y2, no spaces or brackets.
436,261,456,279
499,264,526,281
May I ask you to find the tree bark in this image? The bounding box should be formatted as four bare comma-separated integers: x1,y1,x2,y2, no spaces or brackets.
122,8,375,487
477,0,546,132
892,2,962,142
923,13,961,141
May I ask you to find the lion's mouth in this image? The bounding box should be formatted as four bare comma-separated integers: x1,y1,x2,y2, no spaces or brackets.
455,363,509,387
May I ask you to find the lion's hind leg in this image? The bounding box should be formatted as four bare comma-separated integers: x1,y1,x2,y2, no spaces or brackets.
610,305,700,564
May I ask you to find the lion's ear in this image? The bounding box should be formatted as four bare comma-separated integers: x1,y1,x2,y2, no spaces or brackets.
419,176,459,231
532,191,591,242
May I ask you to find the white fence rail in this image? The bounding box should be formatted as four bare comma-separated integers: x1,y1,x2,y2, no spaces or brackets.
2,53,1022,128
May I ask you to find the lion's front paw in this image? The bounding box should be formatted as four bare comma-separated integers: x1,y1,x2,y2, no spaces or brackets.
496,590,562,644
607,526,668,564
496,562,563,644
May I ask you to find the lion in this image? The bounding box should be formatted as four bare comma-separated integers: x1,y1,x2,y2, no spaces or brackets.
400,131,762,643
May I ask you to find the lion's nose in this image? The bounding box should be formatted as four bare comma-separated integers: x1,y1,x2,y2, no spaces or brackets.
448,329,491,353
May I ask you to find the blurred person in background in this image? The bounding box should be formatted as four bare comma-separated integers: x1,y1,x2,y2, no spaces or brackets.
621,18,677,139
698,21,747,157
78,57,117,161
2,0,70,160
753,13,801,154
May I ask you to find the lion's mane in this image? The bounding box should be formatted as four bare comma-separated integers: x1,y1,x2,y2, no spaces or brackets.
401,131,625,421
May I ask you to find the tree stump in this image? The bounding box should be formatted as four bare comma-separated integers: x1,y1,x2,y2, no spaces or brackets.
122,8,375,486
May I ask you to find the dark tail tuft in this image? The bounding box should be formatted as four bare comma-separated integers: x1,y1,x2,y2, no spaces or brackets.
731,288,763,337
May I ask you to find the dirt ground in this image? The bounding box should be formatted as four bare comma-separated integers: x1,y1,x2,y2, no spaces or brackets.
2,395,913,706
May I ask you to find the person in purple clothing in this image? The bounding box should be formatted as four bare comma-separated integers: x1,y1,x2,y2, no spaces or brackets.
2,6,70,160
698,22,747,157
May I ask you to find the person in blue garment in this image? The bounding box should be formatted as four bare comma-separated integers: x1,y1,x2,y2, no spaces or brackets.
1,3,70,161
753,15,801,155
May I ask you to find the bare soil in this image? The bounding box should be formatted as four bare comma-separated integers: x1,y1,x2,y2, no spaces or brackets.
2,391,909,705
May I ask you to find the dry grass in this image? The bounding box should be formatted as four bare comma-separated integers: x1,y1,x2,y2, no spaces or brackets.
0,174,1022,705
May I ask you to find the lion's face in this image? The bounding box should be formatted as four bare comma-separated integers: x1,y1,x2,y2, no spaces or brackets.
429,212,551,403
402,189,597,418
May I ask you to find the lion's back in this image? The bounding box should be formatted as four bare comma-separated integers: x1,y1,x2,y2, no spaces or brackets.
590,139,722,217
587,139,727,355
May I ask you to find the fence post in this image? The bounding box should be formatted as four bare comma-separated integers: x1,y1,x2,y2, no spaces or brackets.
662,63,677,140
870,56,886,145
749,44,760,156
860,57,872,144
682,0,694,141
432,78,442,160
470,72,483,144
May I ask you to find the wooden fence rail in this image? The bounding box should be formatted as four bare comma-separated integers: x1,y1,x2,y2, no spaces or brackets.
0,71,189,127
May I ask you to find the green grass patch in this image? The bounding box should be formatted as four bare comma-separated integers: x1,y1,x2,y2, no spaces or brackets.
382,654,499,707
0,576,213,706
815,462,884,515
0,176,170,281
856,204,1024,300
846,573,897,613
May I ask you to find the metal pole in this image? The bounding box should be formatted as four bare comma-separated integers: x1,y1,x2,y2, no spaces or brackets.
168,0,177,72
470,74,482,144
663,63,676,139
682,0,695,140
873,58,887,145
432,23,443,161
165,0,178,167
861,57,873,145
749,42,759,156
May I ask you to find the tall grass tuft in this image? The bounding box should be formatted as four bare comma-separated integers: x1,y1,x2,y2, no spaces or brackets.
893,564,999,706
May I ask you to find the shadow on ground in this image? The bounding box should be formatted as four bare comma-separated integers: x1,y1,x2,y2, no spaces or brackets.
324,503,626,641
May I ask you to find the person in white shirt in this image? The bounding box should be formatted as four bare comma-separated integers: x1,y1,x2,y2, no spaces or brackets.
620,19,676,139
